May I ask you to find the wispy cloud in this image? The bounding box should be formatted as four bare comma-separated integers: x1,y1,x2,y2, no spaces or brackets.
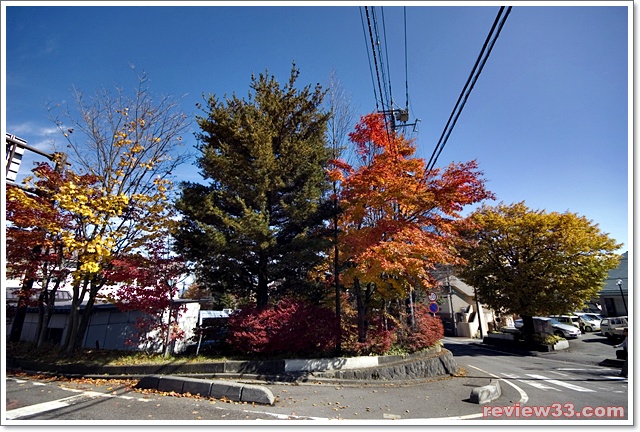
15,36,59,61
7,121,63,155
9,121,58,138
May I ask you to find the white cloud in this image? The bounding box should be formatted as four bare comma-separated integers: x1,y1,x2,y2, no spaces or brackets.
10,121,58,138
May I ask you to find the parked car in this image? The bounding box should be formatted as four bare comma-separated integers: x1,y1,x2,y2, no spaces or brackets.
549,315,582,331
600,316,628,340
576,315,601,332
582,313,603,322
514,317,581,338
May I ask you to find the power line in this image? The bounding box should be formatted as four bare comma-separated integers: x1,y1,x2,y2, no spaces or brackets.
379,7,393,112
360,7,379,113
426,6,512,173
361,6,418,137
363,6,387,113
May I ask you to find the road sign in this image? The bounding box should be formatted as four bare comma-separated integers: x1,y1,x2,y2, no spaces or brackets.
428,292,437,302
429,302,439,314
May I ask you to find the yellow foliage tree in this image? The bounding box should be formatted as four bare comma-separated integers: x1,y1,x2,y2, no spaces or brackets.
41,69,191,352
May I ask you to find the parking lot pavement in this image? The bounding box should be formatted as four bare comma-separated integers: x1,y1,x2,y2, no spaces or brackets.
446,331,621,367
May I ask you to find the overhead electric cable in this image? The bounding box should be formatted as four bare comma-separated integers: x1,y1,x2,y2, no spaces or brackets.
360,7,380,112
380,7,394,111
426,6,512,173
365,6,386,114
404,6,409,111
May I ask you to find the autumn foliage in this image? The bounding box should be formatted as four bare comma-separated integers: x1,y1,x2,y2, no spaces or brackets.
103,248,187,352
226,299,340,357
340,314,397,356
332,113,494,294
327,112,494,347
396,304,445,353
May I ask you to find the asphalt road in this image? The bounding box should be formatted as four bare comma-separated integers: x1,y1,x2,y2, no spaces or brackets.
443,334,629,422
4,332,630,424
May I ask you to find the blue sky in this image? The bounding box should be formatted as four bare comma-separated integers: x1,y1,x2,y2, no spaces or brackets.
2,2,631,252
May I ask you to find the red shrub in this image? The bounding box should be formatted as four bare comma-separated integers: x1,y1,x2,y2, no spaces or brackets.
340,315,397,356
399,303,444,352
226,299,340,357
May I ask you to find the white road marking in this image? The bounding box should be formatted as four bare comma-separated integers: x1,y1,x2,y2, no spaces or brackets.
467,365,530,404
548,370,570,377
6,380,151,420
526,374,596,392
501,373,561,392
6,394,86,420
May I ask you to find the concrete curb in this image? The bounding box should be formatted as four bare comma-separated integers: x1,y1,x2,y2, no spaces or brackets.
469,379,501,404
6,345,454,382
135,375,275,405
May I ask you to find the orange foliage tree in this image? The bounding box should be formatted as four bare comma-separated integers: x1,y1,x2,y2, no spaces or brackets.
329,113,494,344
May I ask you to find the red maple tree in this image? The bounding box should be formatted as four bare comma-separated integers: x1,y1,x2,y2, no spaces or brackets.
330,113,494,343
104,243,187,355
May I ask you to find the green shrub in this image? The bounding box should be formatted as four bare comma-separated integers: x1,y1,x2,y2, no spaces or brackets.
532,334,565,345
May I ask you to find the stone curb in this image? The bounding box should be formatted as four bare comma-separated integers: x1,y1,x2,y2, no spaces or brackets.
6,346,455,382
135,375,275,405
469,379,501,404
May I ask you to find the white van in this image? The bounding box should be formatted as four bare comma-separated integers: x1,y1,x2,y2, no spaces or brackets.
600,316,628,339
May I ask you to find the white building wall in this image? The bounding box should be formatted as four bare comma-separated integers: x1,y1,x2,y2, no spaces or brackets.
7,301,200,354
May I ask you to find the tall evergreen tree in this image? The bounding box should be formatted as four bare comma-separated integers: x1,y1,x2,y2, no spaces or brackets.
175,66,331,308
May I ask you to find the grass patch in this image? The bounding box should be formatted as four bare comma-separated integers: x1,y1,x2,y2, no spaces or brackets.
6,342,227,366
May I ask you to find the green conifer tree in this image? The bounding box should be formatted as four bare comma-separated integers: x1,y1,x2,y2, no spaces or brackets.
175,65,331,308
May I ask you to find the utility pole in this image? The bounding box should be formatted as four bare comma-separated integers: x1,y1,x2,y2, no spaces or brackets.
447,276,457,337
380,108,420,135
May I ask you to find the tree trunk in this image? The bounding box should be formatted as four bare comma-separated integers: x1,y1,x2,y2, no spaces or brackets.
333,188,342,355
9,276,37,343
354,278,372,343
74,294,97,351
63,303,79,354
521,315,535,339
35,289,47,345
74,278,103,351
256,252,269,309
63,277,88,354
37,308,54,348
354,278,364,342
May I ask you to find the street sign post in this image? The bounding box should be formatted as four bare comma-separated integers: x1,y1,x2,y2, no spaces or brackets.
428,302,439,314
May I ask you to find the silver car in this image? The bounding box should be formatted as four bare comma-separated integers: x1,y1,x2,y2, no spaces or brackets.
515,317,581,338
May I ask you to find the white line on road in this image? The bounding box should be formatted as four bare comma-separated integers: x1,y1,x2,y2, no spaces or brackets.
525,374,596,392
5,381,151,421
6,394,86,420
467,365,530,404
501,373,561,392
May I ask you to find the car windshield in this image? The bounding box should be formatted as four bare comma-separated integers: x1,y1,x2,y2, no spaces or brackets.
548,318,561,325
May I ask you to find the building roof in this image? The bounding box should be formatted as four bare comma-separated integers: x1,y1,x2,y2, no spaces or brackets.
600,251,628,295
